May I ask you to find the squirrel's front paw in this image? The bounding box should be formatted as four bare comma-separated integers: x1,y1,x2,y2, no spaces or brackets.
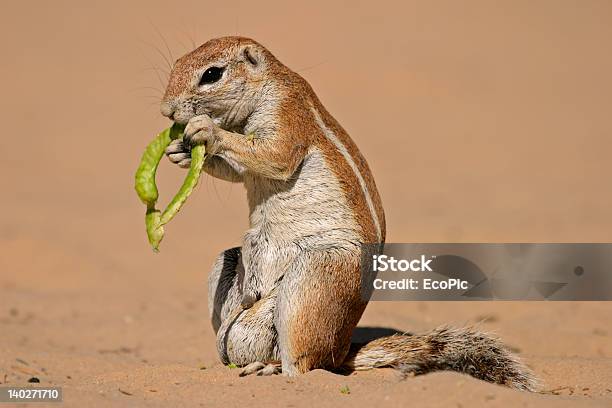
165,139,191,168
184,114,222,155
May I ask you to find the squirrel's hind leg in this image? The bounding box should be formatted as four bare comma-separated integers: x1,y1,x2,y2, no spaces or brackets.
208,247,280,367
276,250,367,376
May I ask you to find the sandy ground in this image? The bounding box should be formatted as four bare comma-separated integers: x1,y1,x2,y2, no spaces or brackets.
1,1,612,406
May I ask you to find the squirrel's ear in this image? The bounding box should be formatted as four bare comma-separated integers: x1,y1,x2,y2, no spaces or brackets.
240,45,264,69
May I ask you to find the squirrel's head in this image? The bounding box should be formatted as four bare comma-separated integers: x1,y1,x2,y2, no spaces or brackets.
161,36,273,130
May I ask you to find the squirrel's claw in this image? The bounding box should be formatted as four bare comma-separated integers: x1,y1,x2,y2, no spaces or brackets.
257,364,281,376
239,361,264,377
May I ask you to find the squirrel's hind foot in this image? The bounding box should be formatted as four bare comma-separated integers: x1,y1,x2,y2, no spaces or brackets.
239,361,281,377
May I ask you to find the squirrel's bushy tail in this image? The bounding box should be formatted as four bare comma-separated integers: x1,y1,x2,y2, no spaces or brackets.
342,326,537,391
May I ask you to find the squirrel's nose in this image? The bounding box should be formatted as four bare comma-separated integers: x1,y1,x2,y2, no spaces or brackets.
160,101,175,119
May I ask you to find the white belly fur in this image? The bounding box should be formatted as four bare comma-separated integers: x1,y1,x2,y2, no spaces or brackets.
241,148,362,295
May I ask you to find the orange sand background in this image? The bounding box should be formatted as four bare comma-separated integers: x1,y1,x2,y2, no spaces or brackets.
1,1,611,406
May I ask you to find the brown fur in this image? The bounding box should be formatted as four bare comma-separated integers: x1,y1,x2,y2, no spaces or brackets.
265,73,384,243
286,253,366,372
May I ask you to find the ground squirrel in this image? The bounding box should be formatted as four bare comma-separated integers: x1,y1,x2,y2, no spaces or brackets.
160,36,536,390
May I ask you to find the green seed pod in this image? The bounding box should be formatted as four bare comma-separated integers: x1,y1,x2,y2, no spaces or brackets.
134,123,206,251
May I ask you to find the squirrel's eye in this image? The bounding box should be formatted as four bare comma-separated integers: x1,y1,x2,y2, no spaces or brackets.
199,66,224,85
